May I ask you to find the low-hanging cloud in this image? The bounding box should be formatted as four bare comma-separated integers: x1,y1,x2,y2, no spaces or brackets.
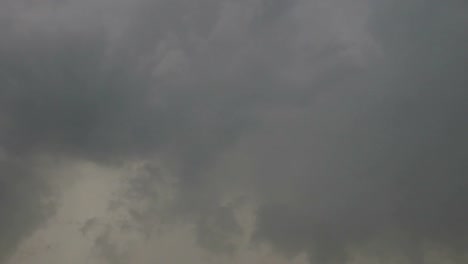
0,0,467,263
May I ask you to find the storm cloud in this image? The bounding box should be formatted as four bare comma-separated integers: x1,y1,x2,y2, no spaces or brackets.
0,0,467,263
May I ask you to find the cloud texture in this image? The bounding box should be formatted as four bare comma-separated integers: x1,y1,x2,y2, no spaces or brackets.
0,0,467,263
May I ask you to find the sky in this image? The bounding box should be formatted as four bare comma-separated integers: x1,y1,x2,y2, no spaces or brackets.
0,0,467,263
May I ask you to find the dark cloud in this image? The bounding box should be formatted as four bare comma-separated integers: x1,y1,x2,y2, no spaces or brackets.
251,0,468,263
0,0,467,263
195,205,242,254
0,31,162,159
0,158,53,262
0,1,258,259
93,227,128,264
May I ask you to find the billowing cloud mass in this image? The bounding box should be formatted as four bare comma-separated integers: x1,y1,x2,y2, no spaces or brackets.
0,0,467,263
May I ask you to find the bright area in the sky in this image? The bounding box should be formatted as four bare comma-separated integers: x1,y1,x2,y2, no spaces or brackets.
6,161,309,264
7,161,467,264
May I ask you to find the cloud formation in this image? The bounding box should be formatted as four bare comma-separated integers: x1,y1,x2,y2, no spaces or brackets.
0,0,467,263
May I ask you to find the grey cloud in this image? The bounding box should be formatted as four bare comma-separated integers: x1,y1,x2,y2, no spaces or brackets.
195,205,242,254
0,158,53,261
0,0,467,263
0,0,260,259
250,1,468,263
93,227,128,264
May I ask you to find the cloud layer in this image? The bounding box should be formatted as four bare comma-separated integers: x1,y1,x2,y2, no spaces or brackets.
0,0,467,263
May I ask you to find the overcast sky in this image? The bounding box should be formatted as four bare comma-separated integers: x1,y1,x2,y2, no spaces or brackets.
1,0,467,263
